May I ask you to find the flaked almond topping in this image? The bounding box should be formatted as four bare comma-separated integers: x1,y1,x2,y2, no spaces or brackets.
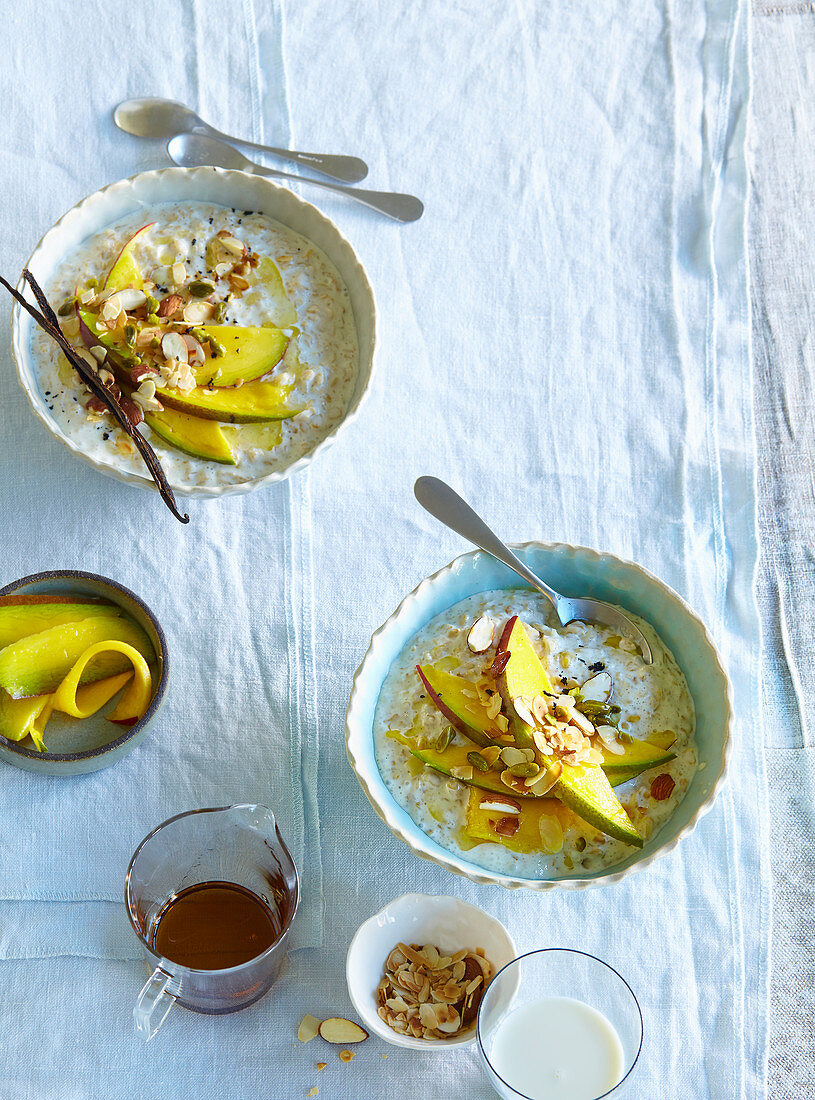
228,273,250,292
512,696,536,727
467,615,495,653
117,288,148,310
99,294,122,322
538,812,564,854
76,348,98,369
595,725,625,754
568,708,595,736
531,728,554,756
580,671,613,702
60,316,80,338
183,301,214,326
214,261,233,278
479,794,521,814
532,694,550,725
500,746,527,767
219,234,247,256
78,288,95,305
171,261,187,286
297,1014,321,1043
486,692,502,719
161,330,189,364
527,759,562,796
181,333,206,365
449,765,473,782
89,345,107,364
97,368,115,386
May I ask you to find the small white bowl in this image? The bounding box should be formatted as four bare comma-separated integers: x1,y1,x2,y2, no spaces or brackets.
11,166,376,498
346,892,517,1050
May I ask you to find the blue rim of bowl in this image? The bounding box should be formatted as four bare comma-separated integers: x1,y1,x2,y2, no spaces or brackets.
345,541,734,891
0,569,169,762
476,947,644,1099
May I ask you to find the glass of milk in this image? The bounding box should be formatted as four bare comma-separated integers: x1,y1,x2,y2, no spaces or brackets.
477,948,643,1100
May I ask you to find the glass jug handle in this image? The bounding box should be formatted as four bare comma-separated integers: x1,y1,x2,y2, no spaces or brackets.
134,966,177,1041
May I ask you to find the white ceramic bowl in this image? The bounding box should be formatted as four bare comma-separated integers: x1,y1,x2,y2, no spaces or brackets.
346,892,517,1050
10,166,376,498
346,542,733,891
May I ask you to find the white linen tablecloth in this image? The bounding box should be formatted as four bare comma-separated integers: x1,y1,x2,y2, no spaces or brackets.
0,1,765,1097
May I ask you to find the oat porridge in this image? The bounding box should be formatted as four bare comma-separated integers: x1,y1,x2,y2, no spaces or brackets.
32,202,359,487
373,590,696,878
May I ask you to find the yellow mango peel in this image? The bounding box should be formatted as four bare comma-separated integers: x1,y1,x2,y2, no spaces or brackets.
53,641,151,723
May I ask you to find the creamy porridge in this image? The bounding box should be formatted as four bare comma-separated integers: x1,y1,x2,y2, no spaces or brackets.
32,202,359,487
373,590,696,878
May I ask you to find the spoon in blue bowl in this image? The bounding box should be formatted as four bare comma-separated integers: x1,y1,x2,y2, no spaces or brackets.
414,477,653,663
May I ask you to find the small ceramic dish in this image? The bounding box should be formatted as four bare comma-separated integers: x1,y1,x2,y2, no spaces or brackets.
10,166,376,498
346,892,517,1050
346,542,733,891
0,570,168,775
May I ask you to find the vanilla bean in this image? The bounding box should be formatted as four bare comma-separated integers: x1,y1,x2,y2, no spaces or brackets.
1,272,189,524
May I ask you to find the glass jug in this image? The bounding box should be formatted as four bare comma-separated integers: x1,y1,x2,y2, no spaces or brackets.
125,804,299,1041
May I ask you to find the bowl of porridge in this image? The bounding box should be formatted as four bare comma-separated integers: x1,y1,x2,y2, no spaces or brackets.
11,167,375,496
346,543,732,890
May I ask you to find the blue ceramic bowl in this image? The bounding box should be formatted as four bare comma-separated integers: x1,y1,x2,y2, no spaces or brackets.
0,570,168,775
345,543,732,890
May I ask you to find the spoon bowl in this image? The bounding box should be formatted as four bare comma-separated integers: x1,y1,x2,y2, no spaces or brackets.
413,476,652,663
167,133,424,224
114,96,368,183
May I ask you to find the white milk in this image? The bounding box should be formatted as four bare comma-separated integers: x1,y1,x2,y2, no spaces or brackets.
488,997,624,1099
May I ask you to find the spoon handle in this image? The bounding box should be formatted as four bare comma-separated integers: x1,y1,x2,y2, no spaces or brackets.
413,477,560,612
245,160,423,223
206,127,368,184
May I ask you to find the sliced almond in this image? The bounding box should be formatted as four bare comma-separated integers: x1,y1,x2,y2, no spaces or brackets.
479,745,502,768
532,695,550,724
161,330,189,363
220,234,247,256
318,1018,368,1045
538,812,564,854
595,725,625,755
171,261,187,286
500,746,527,767
89,345,107,364
480,793,522,814
512,696,537,727
297,1014,322,1043
99,294,122,322
183,300,215,325
467,615,495,653
450,765,473,782
117,288,148,310
580,671,613,702
569,708,595,736
181,334,206,365
527,759,562,796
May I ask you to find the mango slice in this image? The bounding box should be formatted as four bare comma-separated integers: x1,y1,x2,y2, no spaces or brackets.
105,223,153,291
0,614,155,699
464,787,562,854
53,642,149,720
0,690,51,742
193,325,288,387
144,407,236,465
0,598,114,649
155,376,299,423
416,665,501,747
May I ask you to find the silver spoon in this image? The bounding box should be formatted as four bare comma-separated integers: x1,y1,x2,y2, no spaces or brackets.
167,133,424,224
414,477,653,663
114,97,368,184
